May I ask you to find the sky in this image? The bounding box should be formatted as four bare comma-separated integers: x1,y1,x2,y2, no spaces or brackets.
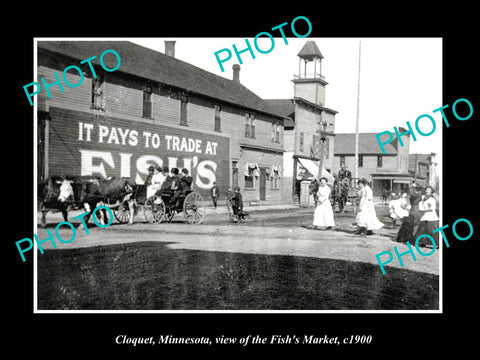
131,37,442,158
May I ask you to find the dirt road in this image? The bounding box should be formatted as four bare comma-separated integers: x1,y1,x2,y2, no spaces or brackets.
34,205,440,275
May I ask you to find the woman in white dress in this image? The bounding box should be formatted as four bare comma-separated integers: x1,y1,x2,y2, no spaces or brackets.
355,178,384,235
312,177,335,230
389,192,410,227
415,186,439,248
147,166,166,199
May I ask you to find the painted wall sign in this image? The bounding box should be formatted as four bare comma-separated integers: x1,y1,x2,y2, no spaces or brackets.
46,107,230,197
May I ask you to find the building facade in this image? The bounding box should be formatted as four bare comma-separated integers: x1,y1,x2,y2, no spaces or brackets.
408,152,439,189
266,41,337,203
333,131,414,197
36,41,286,203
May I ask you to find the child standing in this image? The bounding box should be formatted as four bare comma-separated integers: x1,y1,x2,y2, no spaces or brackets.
232,186,248,222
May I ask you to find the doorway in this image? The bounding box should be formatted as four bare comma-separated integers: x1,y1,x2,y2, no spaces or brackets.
232,161,238,189
259,167,267,201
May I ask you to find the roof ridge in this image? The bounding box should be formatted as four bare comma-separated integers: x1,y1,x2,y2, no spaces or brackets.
37,40,284,119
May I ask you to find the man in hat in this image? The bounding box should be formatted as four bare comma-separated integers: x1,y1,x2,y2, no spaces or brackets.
210,181,219,208
171,168,192,208
145,165,155,188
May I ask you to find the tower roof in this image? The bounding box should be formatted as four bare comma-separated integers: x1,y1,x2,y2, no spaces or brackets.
297,41,324,60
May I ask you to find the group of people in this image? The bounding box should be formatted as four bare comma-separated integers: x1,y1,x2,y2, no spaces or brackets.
310,176,439,245
393,185,439,247
310,177,384,235
210,182,248,222
145,165,193,208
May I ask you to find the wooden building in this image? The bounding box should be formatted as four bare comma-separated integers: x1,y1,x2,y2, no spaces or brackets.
36,40,287,203
265,41,337,203
333,131,414,196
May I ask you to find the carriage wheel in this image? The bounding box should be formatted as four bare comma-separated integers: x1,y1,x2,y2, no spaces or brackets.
183,192,206,224
144,195,166,224
114,201,131,224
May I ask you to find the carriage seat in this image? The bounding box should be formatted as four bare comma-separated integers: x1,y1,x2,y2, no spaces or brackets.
179,189,193,197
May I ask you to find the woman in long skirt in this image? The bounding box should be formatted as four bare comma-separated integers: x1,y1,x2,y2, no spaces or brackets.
355,178,384,235
414,186,439,248
312,177,335,230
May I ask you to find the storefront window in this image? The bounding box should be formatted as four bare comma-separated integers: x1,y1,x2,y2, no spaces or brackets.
244,163,257,188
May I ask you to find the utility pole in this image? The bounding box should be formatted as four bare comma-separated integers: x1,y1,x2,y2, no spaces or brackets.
354,40,361,183
316,120,330,180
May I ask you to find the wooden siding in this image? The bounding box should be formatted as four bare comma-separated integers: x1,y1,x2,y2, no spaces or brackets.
46,106,231,199
38,54,285,202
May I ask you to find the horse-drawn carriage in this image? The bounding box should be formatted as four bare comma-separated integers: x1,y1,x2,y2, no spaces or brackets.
113,185,206,225
38,175,206,226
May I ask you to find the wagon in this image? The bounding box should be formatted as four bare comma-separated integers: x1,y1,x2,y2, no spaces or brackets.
111,185,206,225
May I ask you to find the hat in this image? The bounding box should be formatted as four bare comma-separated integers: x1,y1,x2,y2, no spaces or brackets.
148,165,155,172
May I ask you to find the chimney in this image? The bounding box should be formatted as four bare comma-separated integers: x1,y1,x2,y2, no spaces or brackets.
232,64,240,83
165,41,176,57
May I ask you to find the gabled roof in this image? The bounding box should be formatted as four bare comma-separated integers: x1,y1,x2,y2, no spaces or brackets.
297,41,324,60
334,133,397,155
264,97,338,129
264,99,295,127
37,40,286,120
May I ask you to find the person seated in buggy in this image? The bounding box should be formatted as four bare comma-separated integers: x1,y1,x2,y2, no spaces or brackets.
157,167,180,205
171,168,193,208
146,166,166,199
231,186,248,222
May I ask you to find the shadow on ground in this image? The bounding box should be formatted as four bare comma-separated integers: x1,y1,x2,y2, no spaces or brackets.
37,242,438,311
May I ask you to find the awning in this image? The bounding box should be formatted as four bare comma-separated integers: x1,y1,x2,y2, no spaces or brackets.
393,180,411,184
297,158,334,184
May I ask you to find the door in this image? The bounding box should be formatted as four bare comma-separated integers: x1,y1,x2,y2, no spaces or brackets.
259,167,267,201
232,162,238,189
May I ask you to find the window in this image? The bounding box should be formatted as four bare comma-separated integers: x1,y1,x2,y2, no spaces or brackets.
271,166,281,189
377,155,383,168
180,95,188,125
340,155,345,167
271,121,281,143
142,85,152,118
245,113,256,138
214,105,221,132
299,132,304,152
358,155,363,167
91,73,105,110
244,163,257,189
245,174,254,188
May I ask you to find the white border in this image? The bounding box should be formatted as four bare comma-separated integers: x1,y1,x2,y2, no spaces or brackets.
33,37,443,314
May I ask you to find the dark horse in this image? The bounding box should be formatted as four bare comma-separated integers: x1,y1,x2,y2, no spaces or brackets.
79,177,136,225
332,177,349,212
37,175,99,226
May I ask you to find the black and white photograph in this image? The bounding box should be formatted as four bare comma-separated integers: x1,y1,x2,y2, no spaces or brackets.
6,7,478,357
32,37,443,312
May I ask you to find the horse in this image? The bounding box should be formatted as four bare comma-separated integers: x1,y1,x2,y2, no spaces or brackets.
37,176,88,226
332,178,349,212
308,179,319,206
38,175,105,226
79,177,136,225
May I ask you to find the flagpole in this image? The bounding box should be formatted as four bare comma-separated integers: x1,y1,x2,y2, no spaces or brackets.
354,40,361,183
353,41,361,213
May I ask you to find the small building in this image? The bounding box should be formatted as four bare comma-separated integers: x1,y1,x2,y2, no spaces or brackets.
409,152,439,189
333,130,414,197
36,40,287,203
